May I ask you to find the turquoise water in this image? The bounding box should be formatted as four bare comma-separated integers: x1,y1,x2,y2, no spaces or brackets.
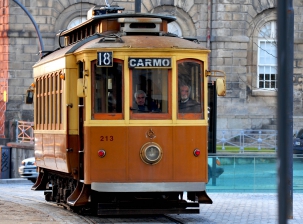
207,155,303,193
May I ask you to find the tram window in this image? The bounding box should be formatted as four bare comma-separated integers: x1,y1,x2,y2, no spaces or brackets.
177,60,204,119
92,60,123,119
130,68,171,119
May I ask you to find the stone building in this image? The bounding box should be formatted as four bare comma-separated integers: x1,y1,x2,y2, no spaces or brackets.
0,0,302,143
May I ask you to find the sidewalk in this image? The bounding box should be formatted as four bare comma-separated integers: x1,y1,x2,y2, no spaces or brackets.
0,178,30,184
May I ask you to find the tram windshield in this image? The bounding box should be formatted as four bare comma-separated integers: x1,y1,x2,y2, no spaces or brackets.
177,60,204,119
130,68,170,119
92,60,123,119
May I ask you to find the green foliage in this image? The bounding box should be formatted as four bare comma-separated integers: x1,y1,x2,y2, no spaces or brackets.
216,146,276,153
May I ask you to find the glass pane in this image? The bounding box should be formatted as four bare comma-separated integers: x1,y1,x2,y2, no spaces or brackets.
94,62,122,114
264,66,271,74
178,61,202,113
259,41,277,65
132,69,168,113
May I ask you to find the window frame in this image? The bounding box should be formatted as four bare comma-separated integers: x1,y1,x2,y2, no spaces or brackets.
177,59,204,120
257,21,277,90
91,59,124,120
129,68,172,120
35,71,63,130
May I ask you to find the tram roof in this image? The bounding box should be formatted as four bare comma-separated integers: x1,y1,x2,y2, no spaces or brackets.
34,33,209,67
74,35,209,52
59,13,176,37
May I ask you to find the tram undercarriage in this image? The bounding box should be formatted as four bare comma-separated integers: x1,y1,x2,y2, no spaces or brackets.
32,169,212,215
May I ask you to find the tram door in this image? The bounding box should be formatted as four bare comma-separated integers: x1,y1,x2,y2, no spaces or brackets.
208,82,217,154
78,62,84,180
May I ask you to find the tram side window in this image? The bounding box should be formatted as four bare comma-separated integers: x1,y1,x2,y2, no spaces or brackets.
177,60,204,119
92,60,123,119
131,68,169,115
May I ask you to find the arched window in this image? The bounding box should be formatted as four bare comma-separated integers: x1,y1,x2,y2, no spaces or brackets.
67,16,87,29
168,21,182,37
257,21,277,89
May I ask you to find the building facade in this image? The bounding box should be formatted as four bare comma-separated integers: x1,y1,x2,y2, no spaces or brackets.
0,0,303,143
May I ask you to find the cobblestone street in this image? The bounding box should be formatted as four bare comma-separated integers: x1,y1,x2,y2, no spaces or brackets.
1,179,303,223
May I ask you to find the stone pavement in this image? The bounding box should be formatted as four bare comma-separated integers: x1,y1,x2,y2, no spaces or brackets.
0,178,302,223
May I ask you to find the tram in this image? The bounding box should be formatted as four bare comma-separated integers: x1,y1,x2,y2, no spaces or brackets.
26,4,226,215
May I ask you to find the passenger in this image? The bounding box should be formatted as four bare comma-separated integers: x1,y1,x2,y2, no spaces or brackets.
134,90,149,112
179,84,201,113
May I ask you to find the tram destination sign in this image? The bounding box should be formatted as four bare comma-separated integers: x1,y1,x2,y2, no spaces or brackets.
128,58,171,68
97,52,113,67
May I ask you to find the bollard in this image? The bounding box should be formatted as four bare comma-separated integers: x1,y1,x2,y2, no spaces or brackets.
0,146,11,179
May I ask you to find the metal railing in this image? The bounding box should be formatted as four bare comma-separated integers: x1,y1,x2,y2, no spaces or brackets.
217,129,277,153
16,121,34,143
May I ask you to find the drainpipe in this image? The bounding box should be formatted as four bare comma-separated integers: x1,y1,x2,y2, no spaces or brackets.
135,0,141,13
12,0,44,58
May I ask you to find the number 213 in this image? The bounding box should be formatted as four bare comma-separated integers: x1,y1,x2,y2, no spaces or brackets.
100,136,114,141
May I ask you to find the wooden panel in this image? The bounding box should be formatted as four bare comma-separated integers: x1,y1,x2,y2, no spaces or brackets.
55,134,68,172
128,126,173,181
173,126,208,182
107,20,120,31
83,126,208,184
34,133,45,167
67,135,80,178
43,135,56,169
84,127,128,182
35,134,71,173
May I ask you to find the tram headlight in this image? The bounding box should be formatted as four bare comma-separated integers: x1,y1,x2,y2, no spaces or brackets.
140,142,163,165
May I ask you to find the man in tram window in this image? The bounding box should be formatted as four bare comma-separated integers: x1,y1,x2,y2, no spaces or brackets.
134,90,149,112
179,84,201,113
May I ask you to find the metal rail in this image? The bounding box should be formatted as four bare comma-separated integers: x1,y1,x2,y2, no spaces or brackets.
217,129,277,153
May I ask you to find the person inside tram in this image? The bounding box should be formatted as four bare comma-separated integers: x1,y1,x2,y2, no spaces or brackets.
178,84,201,113
134,90,149,112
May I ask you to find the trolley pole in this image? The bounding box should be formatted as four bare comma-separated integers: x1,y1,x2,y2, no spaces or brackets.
277,0,294,223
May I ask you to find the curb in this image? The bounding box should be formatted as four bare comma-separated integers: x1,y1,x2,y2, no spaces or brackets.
0,178,32,184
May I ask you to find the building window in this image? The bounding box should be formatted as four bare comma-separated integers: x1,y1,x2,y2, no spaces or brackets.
67,16,86,29
257,21,277,89
168,21,182,37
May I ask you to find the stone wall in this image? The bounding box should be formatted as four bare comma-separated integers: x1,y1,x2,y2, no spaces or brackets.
2,0,303,134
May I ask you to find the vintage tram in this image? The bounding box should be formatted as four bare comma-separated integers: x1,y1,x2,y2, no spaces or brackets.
27,4,225,215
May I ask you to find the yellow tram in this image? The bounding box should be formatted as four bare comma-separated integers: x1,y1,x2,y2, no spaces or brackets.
27,5,225,215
